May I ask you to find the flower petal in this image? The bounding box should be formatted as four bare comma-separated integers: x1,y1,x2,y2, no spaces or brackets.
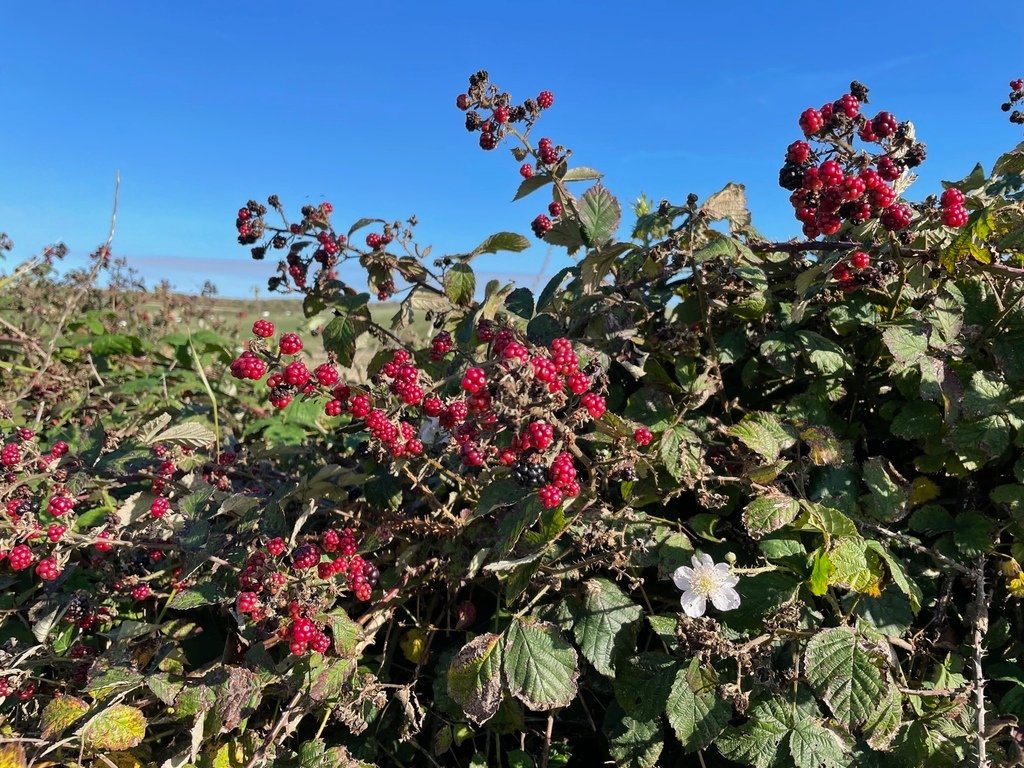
680,591,707,617
693,552,714,569
672,566,695,590
710,586,741,612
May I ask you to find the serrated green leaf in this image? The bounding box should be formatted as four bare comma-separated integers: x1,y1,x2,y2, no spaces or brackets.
729,412,797,461
827,537,884,594
862,682,903,750
81,704,147,751
561,166,603,182
40,695,89,738
716,695,790,768
512,174,553,201
864,540,923,613
168,582,222,610
882,323,930,371
605,702,663,768
788,718,847,768
665,660,730,753
743,490,801,538
614,653,681,720
469,231,530,258
809,547,833,596
804,627,886,732
505,287,534,319
503,619,579,711
578,183,621,246
443,263,475,307
148,421,216,449
568,578,642,677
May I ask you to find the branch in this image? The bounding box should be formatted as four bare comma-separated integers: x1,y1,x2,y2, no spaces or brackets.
972,556,990,768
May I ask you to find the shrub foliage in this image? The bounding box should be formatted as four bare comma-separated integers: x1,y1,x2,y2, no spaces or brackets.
3,72,1024,767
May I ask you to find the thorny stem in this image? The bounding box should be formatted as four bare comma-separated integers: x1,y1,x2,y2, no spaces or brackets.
973,556,989,768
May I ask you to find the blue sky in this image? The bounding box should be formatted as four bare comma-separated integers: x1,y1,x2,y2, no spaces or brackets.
1,1,1022,298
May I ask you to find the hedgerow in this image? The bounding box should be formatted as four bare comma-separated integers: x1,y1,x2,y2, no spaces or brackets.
2,71,1024,768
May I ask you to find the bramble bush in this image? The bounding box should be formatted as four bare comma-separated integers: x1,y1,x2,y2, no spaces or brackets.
3,71,1024,767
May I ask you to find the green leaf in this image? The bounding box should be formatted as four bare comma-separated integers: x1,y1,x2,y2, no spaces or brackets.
473,479,529,519
444,263,476,307
568,578,642,677
92,333,143,356
505,287,534,319
797,502,859,541
796,330,849,375
147,421,216,449
614,653,680,720
827,537,884,594
787,719,847,768
701,182,751,230
321,313,365,368
347,216,386,237
665,660,730,753
953,511,993,556
503,618,579,711
882,323,930,371
561,166,603,182
578,183,621,246
512,173,553,201
40,695,89,738
743,490,801,538
321,609,362,657
804,627,886,732
729,412,797,461
81,704,147,751
716,695,790,768
891,401,943,440
809,547,833,596
604,702,663,768
168,582,223,610
861,458,906,522
447,633,504,725
864,540,923,613
862,682,903,750
469,232,530,258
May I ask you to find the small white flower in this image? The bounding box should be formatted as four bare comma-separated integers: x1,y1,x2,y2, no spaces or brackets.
672,553,741,618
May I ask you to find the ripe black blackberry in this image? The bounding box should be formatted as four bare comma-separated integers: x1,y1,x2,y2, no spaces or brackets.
64,593,90,623
778,163,806,191
849,81,870,103
19,497,41,516
513,457,547,487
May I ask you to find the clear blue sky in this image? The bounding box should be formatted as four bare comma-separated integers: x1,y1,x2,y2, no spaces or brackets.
2,2,1022,298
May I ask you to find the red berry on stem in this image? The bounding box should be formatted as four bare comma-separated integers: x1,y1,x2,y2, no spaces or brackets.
252,319,275,338
850,251,871,270
537,90,554,109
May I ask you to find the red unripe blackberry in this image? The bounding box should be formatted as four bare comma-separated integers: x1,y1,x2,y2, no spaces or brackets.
422,396,444,417
365,233,383,250
786,140,812,164
494,106,509,124
548,201,563,217
816,212,842,235
292,543,321,570
150,497,170,518
881,204,912,231
539,145,558,165
131,584,151,601
324,399,343,416
35,557,60,581
940,188,965,208
581,392,606,419
461,367,488,394
50,440,69,458
528,421,555,450
634,427,653,446
230,352,267,381
1012,79,1024,92
0,443,20,467
871,111,898,138
405,439,424,455
267,537,287,557
291,617,316,643
237,592,259,613
799,107,824,135
818,160,844,187
354,583,372,602
835,93,860,118
456,93,470,110
520,164,534,179
538,484,563,509
850,251,871,270
279,333,303,355
941,205,969,227
252,319,275,338
349,394,371,418
532,214,552,238
876,156,902,181
868,184,896,209
832,263,852,281
857,121,878,143
479,132,497,150
48,495,74,516
283,361,310,387
314,363,339,387
537,90,554,109
311,631,331,654
840,176,866,201
47,523,66,542
460,443,485,467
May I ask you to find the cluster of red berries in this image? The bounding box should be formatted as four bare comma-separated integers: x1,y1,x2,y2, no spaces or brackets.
229,322,346,412
0,677,37,701
939,188,969,228
236,528,377,654
531,197,564,239
831,250,874,291
456,69,555,154
779,83,932,237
